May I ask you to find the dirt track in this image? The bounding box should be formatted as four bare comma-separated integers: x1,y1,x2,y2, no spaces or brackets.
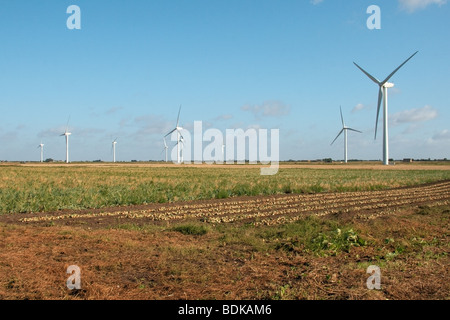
7,180,450,228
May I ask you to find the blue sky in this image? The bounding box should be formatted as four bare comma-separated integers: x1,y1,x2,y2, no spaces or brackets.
0,0,449,162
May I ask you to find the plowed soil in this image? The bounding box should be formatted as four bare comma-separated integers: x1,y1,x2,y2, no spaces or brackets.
5,180,450,228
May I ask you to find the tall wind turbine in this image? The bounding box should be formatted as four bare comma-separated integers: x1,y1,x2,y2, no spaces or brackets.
164,105,183,163
354,51,418,165
60,117,71,163
38,142,44,163
112,138,118,163
331,106,362,163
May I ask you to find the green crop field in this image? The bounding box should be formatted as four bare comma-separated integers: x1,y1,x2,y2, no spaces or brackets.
0,163,449,214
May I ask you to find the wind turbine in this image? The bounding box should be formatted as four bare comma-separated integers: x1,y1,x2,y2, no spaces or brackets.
353,51,418,165
60,117,71,163
112,138,118,163
331,106,362,163
37,141,44,163
162,138,168,162
222,144,225,162
164,105,183,163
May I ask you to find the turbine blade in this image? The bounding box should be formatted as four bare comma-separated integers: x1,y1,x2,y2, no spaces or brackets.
331,129,344,145
347,128,362,133
382,51,418,85
340,106,345,127
164,128,176,137
374,87,383,140
176,105,182,127
66,115,71,132
353,62,381,85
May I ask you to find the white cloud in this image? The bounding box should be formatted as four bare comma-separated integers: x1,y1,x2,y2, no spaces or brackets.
0,131,19,142
352,103,371,113
432,129,450,141
390,105,438,125
214,114,233,121
311,0,324,5
134,115,173,136
241,100,290,119
105,106,124,115
399,0,447,13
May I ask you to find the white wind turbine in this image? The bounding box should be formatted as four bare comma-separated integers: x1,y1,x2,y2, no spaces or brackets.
222,144,225,162
331,106,362,163
60,117,72,163
164,105,183,164
112,138,118,163
37,141,44,163
162,137,169,162
353,51,418,165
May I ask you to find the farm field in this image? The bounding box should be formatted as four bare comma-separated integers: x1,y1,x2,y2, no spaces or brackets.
1,162,450,214
0,162,449,300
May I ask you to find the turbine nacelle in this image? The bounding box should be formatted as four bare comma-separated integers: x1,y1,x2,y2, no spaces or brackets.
384,82,395,88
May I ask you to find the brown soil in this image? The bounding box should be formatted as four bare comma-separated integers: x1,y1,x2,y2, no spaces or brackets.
0,181,448,300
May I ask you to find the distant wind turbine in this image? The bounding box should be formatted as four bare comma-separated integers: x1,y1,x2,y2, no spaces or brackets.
222,144,225,162
37,141,44,163
162,137,168,162
60,117,71,163
353,51,418,165
164,105,183,163
112,138,118,163
331,106,362,163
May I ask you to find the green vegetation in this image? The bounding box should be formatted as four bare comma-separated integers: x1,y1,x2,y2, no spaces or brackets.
171,223,210,236
216,216,367,257
0,164,448,214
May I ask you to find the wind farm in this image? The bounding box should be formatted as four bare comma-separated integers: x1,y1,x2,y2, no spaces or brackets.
0,1,449,303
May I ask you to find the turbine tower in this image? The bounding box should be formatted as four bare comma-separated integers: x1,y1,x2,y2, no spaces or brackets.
38,142,44,163
112,138,118,163
163,138,168,162
353,51,418,165
331,106,362,163
60,117,71,163
165,105,183,164
222,144,225,162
